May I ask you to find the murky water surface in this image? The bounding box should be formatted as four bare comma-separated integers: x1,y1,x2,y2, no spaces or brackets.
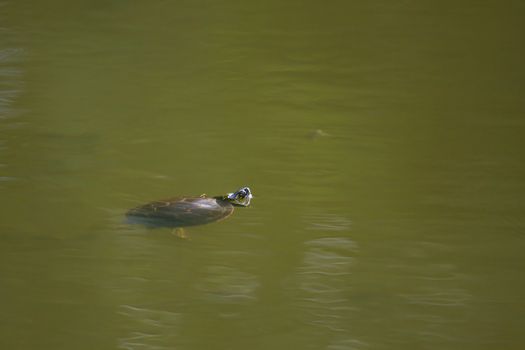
1,1,524,349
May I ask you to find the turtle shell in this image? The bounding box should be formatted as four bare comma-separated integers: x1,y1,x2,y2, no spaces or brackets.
126,196,234,228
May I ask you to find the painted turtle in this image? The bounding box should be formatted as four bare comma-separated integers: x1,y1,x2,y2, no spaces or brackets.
126,187,252,233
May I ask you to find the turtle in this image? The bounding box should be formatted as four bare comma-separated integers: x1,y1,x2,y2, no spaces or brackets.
126,187,252,237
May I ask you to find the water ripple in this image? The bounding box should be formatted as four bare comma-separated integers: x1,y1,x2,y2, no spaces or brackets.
304,214,352,231
0,47,24,119
400,289,471,307
196,265,259,304
293,237,364,347
118,305,181,350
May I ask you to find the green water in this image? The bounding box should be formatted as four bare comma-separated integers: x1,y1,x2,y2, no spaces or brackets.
1,1,524,349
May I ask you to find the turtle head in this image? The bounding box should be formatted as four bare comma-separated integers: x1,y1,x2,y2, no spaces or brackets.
226,187,252,207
